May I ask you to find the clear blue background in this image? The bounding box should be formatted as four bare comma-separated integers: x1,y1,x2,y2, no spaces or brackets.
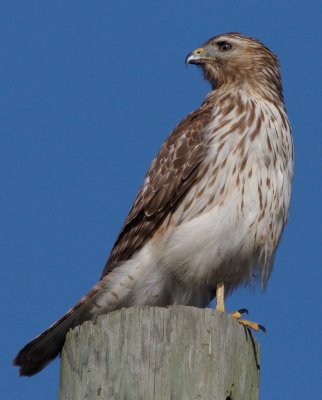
1,1,321,399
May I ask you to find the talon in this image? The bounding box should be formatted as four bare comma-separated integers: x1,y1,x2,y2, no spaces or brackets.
238,319,266,332
230,308,266,332
230,308,248,319
231,308,249,319
238,308,249,315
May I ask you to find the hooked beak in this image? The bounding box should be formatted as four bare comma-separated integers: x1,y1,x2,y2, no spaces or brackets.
185,47,208,66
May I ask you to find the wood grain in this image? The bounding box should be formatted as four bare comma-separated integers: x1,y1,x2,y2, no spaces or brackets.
59,306,260,400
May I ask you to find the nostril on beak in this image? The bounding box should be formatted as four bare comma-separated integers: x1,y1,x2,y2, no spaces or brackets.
185,47,205,66
194,48,203,55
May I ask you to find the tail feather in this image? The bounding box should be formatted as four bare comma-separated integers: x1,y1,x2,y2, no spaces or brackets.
13,279,106,376
13,316,73,376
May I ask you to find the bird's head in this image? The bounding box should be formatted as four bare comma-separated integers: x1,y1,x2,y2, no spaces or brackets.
186,33,282,100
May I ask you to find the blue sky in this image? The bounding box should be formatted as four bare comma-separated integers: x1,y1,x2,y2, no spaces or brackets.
1,1,321,399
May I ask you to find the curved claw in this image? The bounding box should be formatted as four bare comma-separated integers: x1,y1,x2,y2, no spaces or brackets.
238,319,266,333
230,308,266,333
230,309,248,319
237,308,249,315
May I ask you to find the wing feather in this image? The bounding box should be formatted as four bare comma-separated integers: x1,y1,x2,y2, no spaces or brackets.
101,101,214,278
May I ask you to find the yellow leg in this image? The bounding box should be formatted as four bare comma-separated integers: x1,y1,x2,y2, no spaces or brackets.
215,282,266,332
215,282,225,313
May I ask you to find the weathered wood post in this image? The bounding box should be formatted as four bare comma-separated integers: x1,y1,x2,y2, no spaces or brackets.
59,306,260,400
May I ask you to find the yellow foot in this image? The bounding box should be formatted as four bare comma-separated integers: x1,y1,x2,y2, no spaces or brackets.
230,308,266,333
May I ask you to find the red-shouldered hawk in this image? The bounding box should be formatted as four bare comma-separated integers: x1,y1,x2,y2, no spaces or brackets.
14,33,293,376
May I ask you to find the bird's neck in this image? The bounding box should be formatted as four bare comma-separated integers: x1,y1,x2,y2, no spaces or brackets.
206,79,284,106
204,63,284,105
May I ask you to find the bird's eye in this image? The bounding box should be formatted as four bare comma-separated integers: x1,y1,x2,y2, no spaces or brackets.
218,41,232,52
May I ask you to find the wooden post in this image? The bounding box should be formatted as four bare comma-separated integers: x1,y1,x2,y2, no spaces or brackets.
59,306,260,400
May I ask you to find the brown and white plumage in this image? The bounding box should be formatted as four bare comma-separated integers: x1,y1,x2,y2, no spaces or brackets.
14,33,293,376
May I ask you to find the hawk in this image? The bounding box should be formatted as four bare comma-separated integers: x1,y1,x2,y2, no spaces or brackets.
14,33,293,376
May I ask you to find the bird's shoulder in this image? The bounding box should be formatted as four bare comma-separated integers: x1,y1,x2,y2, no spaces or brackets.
101,100,214,277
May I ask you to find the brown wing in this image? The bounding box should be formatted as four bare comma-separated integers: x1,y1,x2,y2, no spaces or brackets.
101,101,213,278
